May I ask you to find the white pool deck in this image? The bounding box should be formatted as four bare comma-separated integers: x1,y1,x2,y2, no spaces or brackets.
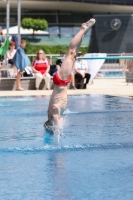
0,78,133,98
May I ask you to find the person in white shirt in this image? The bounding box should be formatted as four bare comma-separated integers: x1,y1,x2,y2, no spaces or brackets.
74,52,91,89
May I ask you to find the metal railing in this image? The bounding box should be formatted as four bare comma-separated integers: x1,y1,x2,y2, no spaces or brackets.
27,54,60,65
26,53,133,79
2,54,133,79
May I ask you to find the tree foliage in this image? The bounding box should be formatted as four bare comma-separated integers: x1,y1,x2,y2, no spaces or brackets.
25,42,88,55
25,43,88,63
21,18,48,38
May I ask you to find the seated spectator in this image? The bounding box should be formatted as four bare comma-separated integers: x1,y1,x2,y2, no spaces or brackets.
74,52,91,89
6,41,17,77
32,50,51,90
56,51,76,89
49,64,56,76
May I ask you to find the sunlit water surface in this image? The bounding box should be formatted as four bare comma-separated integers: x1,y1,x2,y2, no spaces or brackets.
0,94,133,200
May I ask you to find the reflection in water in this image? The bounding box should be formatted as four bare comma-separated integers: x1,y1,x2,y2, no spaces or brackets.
46,152,72,199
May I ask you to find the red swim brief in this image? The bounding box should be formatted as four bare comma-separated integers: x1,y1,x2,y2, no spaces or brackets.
53,72,70,86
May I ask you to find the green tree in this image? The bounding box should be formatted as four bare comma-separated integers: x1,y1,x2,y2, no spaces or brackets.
21,18,48,38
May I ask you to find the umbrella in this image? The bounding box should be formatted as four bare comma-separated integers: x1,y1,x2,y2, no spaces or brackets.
3,26,49,35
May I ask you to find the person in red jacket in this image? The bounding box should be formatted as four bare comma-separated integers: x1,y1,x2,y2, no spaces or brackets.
32,50,51,90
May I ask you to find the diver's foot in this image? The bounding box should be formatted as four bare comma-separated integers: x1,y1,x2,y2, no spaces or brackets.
81,18,96,32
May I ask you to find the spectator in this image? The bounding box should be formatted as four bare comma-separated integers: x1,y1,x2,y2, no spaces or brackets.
119,52,127,77
12,39,31,91
74,52,91,89
56,51,66,72
0,26,6,62
56,51,76,89
11,35,19,49
6,41,17,77
0,27,5,47
125,53,133,74
0,61,2,78
32,50,51,90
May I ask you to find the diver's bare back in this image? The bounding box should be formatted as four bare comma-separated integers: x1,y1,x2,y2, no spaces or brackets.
47,85,67,119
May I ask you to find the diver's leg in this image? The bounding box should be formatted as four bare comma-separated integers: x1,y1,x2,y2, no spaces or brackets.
59,18,96,80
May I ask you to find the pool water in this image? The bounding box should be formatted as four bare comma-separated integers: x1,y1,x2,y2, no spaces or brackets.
0,95,133,200
99,71,123,78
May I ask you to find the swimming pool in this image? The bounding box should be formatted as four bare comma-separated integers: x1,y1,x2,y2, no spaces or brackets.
0,95,133,200
98,71,123,78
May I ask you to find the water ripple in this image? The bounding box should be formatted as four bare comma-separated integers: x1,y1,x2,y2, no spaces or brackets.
1,142,133,153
